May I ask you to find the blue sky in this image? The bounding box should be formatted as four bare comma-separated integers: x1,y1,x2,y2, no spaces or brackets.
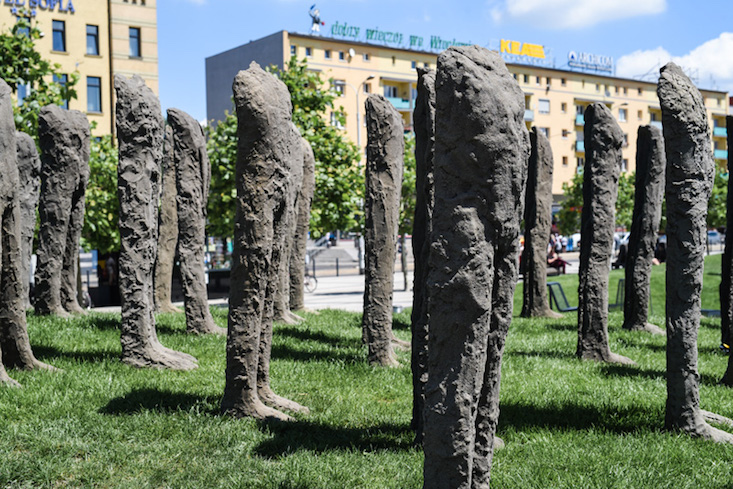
158,0,733,122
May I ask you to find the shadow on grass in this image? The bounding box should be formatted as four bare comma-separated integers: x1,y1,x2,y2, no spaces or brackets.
254,419,413,458
32,344,119,363
545,322,578,332
600,363,722,387
100,388,219,415
498,400,661,433
276,326,360,349
509,350,577,360
270,343,364,364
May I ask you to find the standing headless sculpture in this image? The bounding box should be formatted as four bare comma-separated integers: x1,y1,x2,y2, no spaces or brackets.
167,108,224,335
658,63,733,442
576,103,634,365
115,74,197,371
423,46,528,489
0,80,55,387
720,115,733,386
221,62,308,420
35,105,90,317
289,138,316,312
362,94,404,367
15,132,41,310
521,127,562,319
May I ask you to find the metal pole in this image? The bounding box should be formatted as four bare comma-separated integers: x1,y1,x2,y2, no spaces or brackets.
336,258,340,277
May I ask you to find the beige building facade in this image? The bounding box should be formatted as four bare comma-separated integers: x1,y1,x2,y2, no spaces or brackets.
0,0,159,136
207,31,729,197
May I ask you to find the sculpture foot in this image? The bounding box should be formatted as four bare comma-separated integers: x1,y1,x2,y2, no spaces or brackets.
294,308,320,315
391,335,411,350
187,319,226,336
607,352,636,365
543,309,564,319
701,423,733,444
157,302,183,314
286,310,305,323
701,410,733,428
36,307,70,319
276,311,303,325
369,355,401,368
223,397,294,422
494,436,505,450
259,386,310,414
30,359,60,373
122,345,198,371
0,370,21,388
626,322,666,335
64,302,87,316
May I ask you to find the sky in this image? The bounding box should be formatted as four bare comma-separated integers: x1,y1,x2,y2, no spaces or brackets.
157,0,733,122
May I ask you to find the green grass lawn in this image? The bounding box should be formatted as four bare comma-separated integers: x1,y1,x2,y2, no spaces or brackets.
1,255,732,488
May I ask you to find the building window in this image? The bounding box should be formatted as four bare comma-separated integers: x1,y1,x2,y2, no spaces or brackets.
53,74,68,109
622,87,627,95
651,112,658,122
52,20,65,51
538,99,550,114
582,79,585,88
577,157,585,174
324,49,331,59
332,80,345,96
129,27,141,57
614,86,619,94
305,47,312,57
364,83,371,94
546,77,552,86
338,51,345,61
638,87,643,95
561,102,567,113
424,62,429,68
621,159,628,172
623,133,629,147
391,56,396,66
562,129,569,139
562,156,568,166
87,76,102,113
619,108,627,122
523,74,529,84
329,112,344,129
576,105,584,115
561,78,567,86
384,85,398,98
536,76,541,85
595,83,600,92
512,73,517,80
637,110,643,120
363,53,370,62
290,45,296,56
411,61,416,69
17,81,29,106
86,25,99,55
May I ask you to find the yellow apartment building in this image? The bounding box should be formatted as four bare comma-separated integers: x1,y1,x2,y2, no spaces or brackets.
206,30,729,198
0,0,159,136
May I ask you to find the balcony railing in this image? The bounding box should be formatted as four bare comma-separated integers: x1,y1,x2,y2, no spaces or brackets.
576,141,585,153
714,149,728,160
713,127,727,138
386,97,411,110
524,109,534,122
575,114,584,126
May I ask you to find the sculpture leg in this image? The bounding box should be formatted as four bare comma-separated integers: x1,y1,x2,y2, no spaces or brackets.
60,181,86,315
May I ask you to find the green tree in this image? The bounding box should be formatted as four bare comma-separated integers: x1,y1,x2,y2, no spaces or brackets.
398,133,417,290
0,12,78,140
615,172,635,230
708,170,728,229
205,109,237,240
270,57,363,237
82,134,119,254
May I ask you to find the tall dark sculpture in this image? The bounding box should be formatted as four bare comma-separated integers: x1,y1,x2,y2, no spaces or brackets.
289,137,316,312
16,132,41,310
521,127,562,319
221,62,308,420
410,67,436,443
422,46,528,488
622,125,666,335
116,75,197,370
167,108,224,335
154,125,181,314
362,94,404,367
35,105,90,317
576,103,634,365
0,80,54,387
721,115,733,386
659,63,733,442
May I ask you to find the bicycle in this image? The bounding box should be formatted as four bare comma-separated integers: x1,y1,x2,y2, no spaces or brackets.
304,273,317,293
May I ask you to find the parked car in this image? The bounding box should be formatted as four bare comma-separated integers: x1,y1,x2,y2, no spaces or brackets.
708,230,722,245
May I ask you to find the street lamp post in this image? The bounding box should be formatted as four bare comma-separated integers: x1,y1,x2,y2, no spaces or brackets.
334,74,375,148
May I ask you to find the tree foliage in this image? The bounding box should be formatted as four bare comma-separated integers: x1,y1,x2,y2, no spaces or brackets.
708,170,728,229
399,133,417,235
82,134,119,254
205,109,237,240
0,12,78,140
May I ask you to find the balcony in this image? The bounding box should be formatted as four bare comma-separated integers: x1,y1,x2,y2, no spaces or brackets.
524,109,534,122
651,121,663,130
714,149,728,160
714,126,727,138
575,114,584,126
386,97,411,111
576,141,585,153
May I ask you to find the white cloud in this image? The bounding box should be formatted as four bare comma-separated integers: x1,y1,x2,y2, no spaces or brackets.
616,33,733,93
490,0,666,29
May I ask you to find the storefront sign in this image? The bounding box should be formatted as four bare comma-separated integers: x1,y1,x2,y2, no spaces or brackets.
568,51,613,73
329,19,469,52
500,39,545,59
5,0,76,15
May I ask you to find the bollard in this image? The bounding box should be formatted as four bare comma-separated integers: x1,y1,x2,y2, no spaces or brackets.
336,258,339,277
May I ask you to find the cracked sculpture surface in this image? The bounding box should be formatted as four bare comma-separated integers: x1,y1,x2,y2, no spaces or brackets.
154,125,181,314
362,94,405,368
576,103,634,365
35,105,90,317
721,115,733,386
167,108,224,335
115,74,197,370
289,137,316,312
658,63,733,442
0,80,54,387
221,62,309,421
422,46,528,489
521,127,562,319
16,131,41,310
622,125,666,335
410,67,436,443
